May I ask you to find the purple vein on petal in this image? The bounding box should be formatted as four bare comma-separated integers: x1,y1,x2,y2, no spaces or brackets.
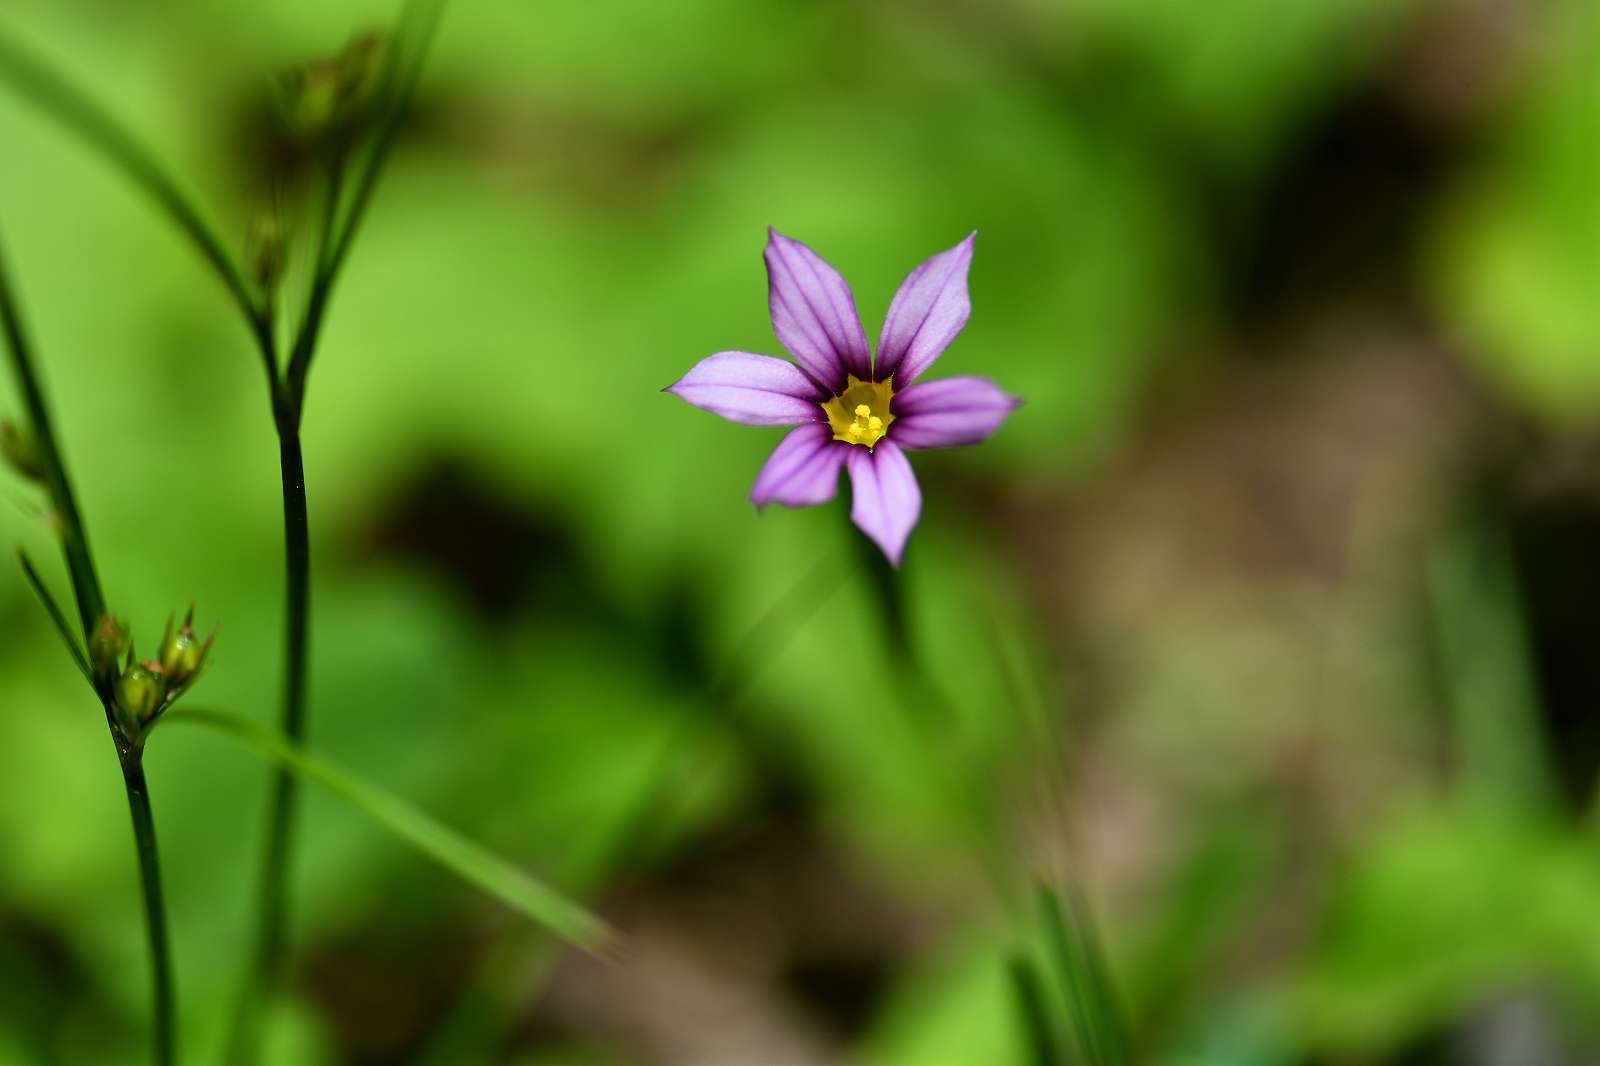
890,375,1020,449
765,229,872,388
847,441,921,565
875,232,975,387
751,423,848,508
767,281,836,391
665,351,825,426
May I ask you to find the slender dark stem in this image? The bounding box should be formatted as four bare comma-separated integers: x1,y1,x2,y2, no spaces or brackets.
0,9,444,1058
238,15,445,1004
122,751,176,1066
231,7,448,1050
1,234,176,1065
227,427,310,1063
0,236,104,636
266,425,312,950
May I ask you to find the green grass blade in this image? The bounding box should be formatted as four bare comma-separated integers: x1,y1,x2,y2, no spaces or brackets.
1427,511,1555,812
1039,884,1128,1066
16,549,91,685
0,24,272,365
0,235,106,637
1008,949,1068,1066
161,707,614,954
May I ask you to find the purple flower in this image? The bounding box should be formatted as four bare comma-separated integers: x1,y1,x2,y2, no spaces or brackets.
666,229,1020,564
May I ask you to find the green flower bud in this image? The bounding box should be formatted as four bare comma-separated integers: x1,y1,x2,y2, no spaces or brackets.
114,661,167,733
280,59,343,140
278,32,390,154
337,32,388,103
248,214,287,296
156,608,213,694
1,419,43,482
89,615,131,687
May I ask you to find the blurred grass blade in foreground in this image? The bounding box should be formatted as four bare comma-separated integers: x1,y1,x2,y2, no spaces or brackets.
1009,949,1068,1066
1039,884,1128,1066
161,707,614,955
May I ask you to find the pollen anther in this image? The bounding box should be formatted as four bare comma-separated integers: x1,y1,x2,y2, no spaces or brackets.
821,375,896,448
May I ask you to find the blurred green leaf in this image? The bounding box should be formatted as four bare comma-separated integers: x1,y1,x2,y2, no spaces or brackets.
1426,510,1555,811
1432,1,1600,421
1293,807,1600,1056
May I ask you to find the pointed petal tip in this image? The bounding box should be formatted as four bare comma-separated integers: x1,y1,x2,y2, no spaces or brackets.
874,235,978,387
889,375,1021,449
665,351,824,425
940,231,976,258
861,521,908,567
847,442,920,567
762,228,871,387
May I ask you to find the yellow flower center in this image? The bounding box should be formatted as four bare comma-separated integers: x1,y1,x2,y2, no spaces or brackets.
821,375,895,447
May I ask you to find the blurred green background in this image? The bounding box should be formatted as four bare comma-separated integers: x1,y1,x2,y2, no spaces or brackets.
2,0,1599,1062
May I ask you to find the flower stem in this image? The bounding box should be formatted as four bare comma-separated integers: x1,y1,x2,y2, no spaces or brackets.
121,750,176,1066
227,426,310,1061
228,2,447,1044
264,423,312,963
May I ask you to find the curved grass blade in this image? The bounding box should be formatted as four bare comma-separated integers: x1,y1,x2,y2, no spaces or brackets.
161,707,613,954
0,24,274,367
17,549,91,684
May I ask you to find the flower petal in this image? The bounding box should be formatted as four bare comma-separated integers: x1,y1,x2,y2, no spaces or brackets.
890,375,1020,449
750,423,849,509
665,351,824,426
765,229,872,391
847,441,921,566
874,233,975,387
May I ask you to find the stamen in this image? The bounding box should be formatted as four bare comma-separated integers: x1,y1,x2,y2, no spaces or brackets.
819,375,896,448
